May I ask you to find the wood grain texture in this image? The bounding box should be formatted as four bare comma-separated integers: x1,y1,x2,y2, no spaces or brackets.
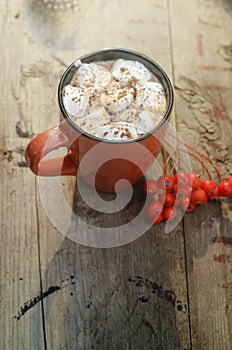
169,0,232,348
38,178,190,349
1,0,231,349
0,0,45,348
169,0,232,178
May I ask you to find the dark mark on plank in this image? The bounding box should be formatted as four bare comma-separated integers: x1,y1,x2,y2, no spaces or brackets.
14,286,61,320
211,236,232,246
17,161,28,168
128,276,187,312
14,275,78,320
203,105,229,121
213,254,231,263
16,121,34,139
2,149,13,161
219,282,232,288
86,302,92,309
139,295,149,303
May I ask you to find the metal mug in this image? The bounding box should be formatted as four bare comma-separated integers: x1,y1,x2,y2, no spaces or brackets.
25,48,173,193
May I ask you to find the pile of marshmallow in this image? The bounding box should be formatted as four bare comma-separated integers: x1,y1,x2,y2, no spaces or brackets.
62,59,167,141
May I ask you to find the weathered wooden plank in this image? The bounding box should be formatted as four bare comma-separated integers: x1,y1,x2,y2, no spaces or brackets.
33,0,191,349
169,0,232,348
0,0,45,348
183,202,232,349
6,0,232,348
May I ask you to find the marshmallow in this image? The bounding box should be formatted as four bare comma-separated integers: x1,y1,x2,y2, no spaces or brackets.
100,82,135,114
115,107,137,123
90,122,138,141
133,110,162,135
111,59,152,85
62,84,90,118
72,63,111,91
62,59,167,141
78,107,111,131
135,82,166,112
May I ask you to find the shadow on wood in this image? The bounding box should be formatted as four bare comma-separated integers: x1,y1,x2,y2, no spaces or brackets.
33,179,190,350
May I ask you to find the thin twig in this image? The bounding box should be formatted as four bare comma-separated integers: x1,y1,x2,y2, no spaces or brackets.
164,138,211,179
166,132,222,180
163,149,177,175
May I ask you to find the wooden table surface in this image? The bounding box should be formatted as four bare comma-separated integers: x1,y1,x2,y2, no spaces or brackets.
1,0,232,349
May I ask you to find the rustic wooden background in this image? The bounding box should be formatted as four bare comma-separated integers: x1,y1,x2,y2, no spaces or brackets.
0,0,232,349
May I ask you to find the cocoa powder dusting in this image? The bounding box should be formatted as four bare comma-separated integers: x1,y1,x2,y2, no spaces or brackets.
118,90,127,99
64,58,167,141
125,128,132,138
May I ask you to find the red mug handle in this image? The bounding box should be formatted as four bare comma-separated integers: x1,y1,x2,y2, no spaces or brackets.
25,126,77,176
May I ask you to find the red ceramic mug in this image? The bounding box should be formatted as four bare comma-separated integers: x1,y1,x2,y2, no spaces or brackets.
25,48,173,193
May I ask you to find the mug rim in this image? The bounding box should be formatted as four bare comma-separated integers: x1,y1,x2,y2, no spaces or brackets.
58,47,174,144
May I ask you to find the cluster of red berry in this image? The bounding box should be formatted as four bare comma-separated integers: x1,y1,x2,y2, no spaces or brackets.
144,172,232,224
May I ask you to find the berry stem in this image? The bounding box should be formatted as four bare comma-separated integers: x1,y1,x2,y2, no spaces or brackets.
164,138,211,179
175,155,192,173
163,149,176,175
170,162,176,176
177,148,212,179
162,147,167,164
166,132,223,181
